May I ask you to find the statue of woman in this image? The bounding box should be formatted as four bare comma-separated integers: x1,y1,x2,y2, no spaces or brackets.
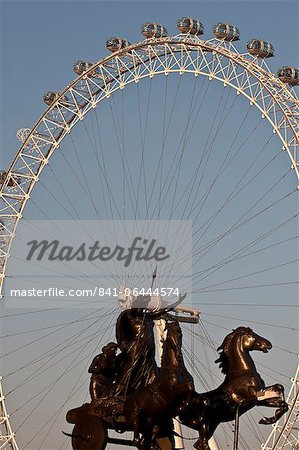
114,308,163,396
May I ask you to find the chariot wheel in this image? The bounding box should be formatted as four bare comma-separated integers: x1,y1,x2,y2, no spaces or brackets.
0,14,298,450
71,414,107,450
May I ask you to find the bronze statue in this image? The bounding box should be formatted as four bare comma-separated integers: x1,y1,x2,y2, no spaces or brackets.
88,342,118,401
179,327,288,450
65,309,183,449
124,320,195,449
65,315,288,450
114,308,159,395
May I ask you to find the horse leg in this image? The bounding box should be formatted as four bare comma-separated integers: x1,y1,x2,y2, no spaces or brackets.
131,415,143,448
259,400,288,425
176,380,196,415
155,419,175,450
138,424,155,450
150,425,160,450
177,391,195,415
257,384,288,425
194,423,211,450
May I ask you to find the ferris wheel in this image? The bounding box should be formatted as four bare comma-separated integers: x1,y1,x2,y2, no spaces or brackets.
0,17,298,450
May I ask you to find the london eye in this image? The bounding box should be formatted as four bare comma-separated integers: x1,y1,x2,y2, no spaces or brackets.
0,12,298,450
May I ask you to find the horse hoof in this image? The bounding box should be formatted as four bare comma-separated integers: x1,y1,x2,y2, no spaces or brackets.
259,417,271,425
193,439,211,450
133,438,142,449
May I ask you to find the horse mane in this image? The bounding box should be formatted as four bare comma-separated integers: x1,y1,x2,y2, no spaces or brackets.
161,321,182,365
215,327,251,375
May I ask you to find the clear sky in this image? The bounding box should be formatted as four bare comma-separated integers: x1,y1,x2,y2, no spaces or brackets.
1,0,298,168
0,1,298,450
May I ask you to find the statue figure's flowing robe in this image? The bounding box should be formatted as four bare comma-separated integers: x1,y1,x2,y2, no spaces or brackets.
114,309,158,395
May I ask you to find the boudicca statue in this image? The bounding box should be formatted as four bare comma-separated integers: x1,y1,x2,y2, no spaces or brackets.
64,310,288,450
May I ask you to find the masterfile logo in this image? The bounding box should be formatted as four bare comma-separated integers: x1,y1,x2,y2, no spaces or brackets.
5,219,192,308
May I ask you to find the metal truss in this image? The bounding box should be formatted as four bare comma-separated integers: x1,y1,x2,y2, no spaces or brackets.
261,362,299,449
1,35,299,299
0,33,298,448
0,378,18,449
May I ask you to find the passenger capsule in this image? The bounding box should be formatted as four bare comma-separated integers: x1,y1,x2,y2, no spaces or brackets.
106,37,130,52
213,23,240,41
73,60,93,75
141,23,168,39
177,17,204,35
43,91,57,105
43,91,69,106
246,39,274,58
0,171,6,184
277,66,299,86
0,171,14,187
16,128,31,143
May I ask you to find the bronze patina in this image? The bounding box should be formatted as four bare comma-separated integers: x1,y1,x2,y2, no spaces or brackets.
65,312,288,450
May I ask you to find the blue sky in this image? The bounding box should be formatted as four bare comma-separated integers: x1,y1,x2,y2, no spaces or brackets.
1,0,298,168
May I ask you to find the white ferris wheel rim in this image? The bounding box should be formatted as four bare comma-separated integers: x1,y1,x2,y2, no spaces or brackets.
1,35,299,297
0,34,298,450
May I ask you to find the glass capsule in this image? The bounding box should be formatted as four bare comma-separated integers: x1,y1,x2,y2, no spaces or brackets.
43,92,69,106
212,23,240,41
277,66,299,86
177,17,204,35
141,23,168,39
73,61,93,75
246,39,274,58
106,37,130,52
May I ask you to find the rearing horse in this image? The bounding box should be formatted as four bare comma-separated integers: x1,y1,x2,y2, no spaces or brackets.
124,320,195,449
179,327,288,450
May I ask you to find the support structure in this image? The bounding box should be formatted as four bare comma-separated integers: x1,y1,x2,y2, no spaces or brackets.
1,34,299,300
155,318,184,449
0,378,18,450
261,362,299,450
0,27,298,449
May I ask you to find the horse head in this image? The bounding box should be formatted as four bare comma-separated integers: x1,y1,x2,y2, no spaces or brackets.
236,327,272,353
179,327,285,447
216,327,272,374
